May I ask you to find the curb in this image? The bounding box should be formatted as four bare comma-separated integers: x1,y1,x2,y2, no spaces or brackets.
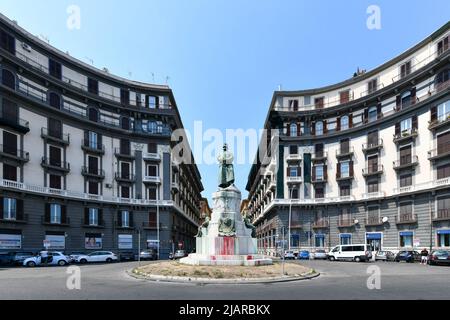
127,269,320,284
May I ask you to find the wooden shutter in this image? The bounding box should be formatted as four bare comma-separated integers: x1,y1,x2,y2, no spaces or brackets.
324,165,328,180
293,100,299,111
98,209,103,226
0,197,3,217
117,211,123,226
350,161,354,177
286,123,290,137
411,87,416,104
395,123,400,136
129,211,134,227
377,103,382,117
84,208,89,225
431,106,437,123
311,123,315,136
396,95,401,110
296,123,301,136
323,120,327,134
364,109,369,122
45,204,50,223
312,167,316,181
412,115,418,130
337,163,341,179
287,167,291,177
61,205,67,224
84,131,89,146
336,117,341,131
349,114,353,128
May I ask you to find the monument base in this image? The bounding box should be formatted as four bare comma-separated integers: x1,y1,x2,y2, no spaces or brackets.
180,253,273,266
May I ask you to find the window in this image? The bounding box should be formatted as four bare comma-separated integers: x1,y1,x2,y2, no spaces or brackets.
120,89,130,105
400,61,411,79
3,131,17,156
50,204,62,224
315,165,324,180
120,186,130,199
290,188,299,199
340,139,350,154
2,198,16,220
367,180,379,193
367,131,379,148
437,163,450,180
88,131,98,149
399,173,412,188
400,232,413,248
340,185,351,197
437,100,450,122
289,145,298,155
340,90,350,104
88,108,99,122
147,165,158,177
88,181,99,195
436,69,449,91
148,121,157,133
148,96,158,108
315,235,325,247
2,69,15,90
314,97,324,109
120,162,131,179
437,196,450,219
437,231,450,247
367,79,377,94
340,161,350,178
289,123,297,136
368,155,378,173
148,188,157,200
437,131,450,155
49,174,61,189
400,118,412,132
148,143,157,154
3,163,17,181
400,91,412,109
340,234,352,245
437,35,449,56
89,208,98,226
0,30,15,54
121,211,130,228
399,202,413,218
87,78,98,95
399,145,412,165
48,92,61,109
49,59,62,80
288,166,298,177
121,117,130,130
340,115,349,131
288,99,298,111
48,118,62,139
88,156,99,174
120,139,131,155
315,121,323,136
368,106,377,123
315,186,324,199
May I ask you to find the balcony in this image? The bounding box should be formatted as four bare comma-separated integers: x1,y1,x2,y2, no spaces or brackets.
362,191,385,199
365,215,383,227
142,222,162,230
41,157,71,173
336,172,354,182
312,219,329,229
286,176,303,184
432,209,450,222
286,154,302,162
362,165,384,178
114,221,135,229
393,128,418,144
0,214,28,224
428,146,450,161
81,166,105,179
42,216,70,227
362,139,383,154
393,156,419,171
143,152,161,161
311,175,327,184
338,217,355,228
290,222,303,229
82,220,105,228
312,152,328,162
115,172,136,183
395,214,418,225
429,113,450,131
143,176,161,184
336,146,354,159
0,110,30,134
114,148,135,159
81,140,105,155
0,145,30,163
41,128,70,145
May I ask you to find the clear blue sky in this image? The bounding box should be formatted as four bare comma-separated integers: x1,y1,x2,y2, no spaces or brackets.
2,0,449,201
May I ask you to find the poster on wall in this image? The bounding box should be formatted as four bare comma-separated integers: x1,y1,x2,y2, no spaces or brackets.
0,234,21,249
85,235,102,249
45,235,65,250
118,235,133,249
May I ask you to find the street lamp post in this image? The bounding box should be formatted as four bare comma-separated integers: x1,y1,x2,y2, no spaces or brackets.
288,187,293,250
137,228,141,267
157,179,160,260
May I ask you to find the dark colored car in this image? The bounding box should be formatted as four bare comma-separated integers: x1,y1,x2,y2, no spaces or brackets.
9,252,36,265
0,252,13,266
428,250,450,266
395,250,420,263
119,252,136,261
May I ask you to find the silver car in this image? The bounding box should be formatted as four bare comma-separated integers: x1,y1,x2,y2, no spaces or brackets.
312,249,328,260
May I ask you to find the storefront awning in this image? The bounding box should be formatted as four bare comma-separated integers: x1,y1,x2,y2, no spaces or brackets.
366,233,382,240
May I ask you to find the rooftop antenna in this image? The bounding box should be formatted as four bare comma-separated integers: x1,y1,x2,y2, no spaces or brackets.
85,57,94,65
39,34,50,44
151,73,155,82
278,84,282,91
128,71,132,78
165,76,170,84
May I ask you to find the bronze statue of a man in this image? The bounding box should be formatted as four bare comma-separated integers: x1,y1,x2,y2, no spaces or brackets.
218,144,235,188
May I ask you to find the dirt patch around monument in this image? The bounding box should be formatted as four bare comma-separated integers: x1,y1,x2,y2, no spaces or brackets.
132,261,313,280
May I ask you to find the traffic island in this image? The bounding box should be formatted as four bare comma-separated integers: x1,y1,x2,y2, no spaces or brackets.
129,261,319,284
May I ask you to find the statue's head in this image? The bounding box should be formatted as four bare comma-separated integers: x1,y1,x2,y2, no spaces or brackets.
223,144,228,152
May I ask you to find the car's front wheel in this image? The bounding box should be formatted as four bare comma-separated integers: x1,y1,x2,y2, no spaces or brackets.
26,261,36,267
354,257,361,263
329,256,335,261
58,260,67,266
106,258,113,263
79,259,87,264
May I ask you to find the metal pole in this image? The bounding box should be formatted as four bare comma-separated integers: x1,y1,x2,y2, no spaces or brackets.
157,181,160,260
288,188,292,250
138,228,141,267
282,227,285,276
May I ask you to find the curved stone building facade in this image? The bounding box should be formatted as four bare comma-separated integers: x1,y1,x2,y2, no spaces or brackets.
246,22,450,255
0,14,203,257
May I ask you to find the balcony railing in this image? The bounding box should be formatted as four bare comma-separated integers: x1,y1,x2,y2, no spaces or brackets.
0,108,30,133
395,214,418,224
142,222,162,230
312,152,328,162
362,139,383,153
81,140,105,154
312,219,329,229
336,172,354,181
114,221,135,229
365,215,383,226
428,144,450,161
362,165,384,177
0,214,28,224
81,166,105,178
338,218,355,228
143,176,161,184
114,148,135,159
286,153,302,161
115,172,136,182
83,220,106,228
393,156,419,170
362,191,385,199
0,145,30,162
42,216,70,226
432,209,450,222
336,146,354,159
41,157,71,172
143,152,161,161
41,128,70,145
286,176,303,183
393,128,418,143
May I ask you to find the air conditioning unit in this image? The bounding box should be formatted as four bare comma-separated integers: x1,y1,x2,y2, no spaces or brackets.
21,42,31,52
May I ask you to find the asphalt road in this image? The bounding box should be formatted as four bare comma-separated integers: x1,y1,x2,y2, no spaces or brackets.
0,260,449,300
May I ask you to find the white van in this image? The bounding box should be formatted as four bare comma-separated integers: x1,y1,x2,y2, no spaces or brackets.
328,244,372,262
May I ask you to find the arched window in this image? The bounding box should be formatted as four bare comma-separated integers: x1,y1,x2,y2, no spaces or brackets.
315,121,323,136
341,115,349,130
290,123,297,136
121,117,130,130
1,69,15,90
48,92,61,109
88,107,99,122
148,121,157,133
368,106,377,123
436,69,450,91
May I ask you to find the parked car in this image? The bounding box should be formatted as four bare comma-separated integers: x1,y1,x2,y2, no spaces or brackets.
428,250,450,266
327,244,372,262
0,252,13,266
170,250,187,260
312,249,328,260
375,250,395,261
75,251,118,264
67,252,86,263
23,252,70,267
283,250,296,260
9,251,36,265
119,252,135,261
135,250,157,261
298,250,310,260
395,251,420,263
